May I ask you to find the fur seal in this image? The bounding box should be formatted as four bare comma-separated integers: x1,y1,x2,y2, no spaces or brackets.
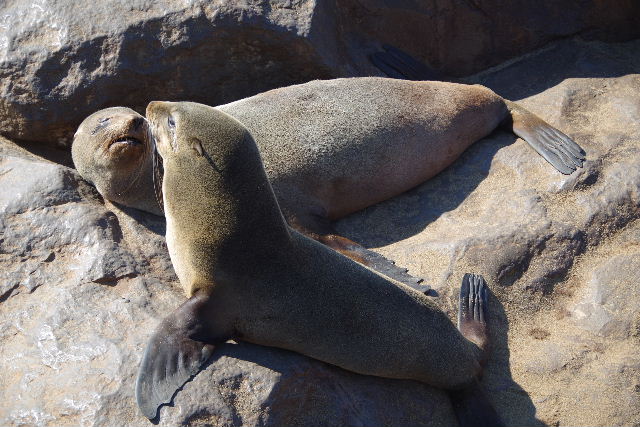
72,78,585,288
136,100,504,426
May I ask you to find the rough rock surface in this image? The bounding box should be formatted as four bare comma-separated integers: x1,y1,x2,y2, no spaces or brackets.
2,0,639,145
1,37,639,426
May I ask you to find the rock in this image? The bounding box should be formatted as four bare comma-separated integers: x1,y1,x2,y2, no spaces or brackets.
0,0,349,145
2,35,640,426
2,0,639,145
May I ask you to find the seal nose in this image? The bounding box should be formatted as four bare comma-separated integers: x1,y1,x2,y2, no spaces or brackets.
128,115,146,132
146,101,170,118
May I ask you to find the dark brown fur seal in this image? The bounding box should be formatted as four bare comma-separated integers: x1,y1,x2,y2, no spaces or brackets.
135,100,504,426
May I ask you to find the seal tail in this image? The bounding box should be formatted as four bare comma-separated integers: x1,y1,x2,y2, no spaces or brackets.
505,100,586,175
136,292,217,420
451,273,505,427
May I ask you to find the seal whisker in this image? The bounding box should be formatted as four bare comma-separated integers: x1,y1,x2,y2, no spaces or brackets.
152,138,165,213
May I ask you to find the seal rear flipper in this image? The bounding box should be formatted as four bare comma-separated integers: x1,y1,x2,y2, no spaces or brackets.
451,274,504,427
458,273,489,354
318,234,431,294
506,100,586,175
370,44,445,81
135,294,218,420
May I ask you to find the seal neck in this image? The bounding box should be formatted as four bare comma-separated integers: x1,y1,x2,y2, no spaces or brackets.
163,143,292,281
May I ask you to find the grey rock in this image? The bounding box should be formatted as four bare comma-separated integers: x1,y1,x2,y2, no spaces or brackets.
0,0,348,145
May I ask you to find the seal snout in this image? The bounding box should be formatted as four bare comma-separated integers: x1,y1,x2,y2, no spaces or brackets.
147,101,179,155
131,115,145,131
146,101,171,118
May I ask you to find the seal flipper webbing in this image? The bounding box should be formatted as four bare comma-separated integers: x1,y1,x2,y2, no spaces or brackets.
449,273,505,427
506,100,586,175
136,293,218,420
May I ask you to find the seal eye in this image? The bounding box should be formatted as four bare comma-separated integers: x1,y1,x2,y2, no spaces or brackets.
167,115,176,129
91,117,111,135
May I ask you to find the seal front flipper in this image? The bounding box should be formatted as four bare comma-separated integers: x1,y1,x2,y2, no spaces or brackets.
505,100,586,175
136,292,220,420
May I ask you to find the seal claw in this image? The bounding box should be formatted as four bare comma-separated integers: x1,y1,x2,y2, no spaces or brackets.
361,248,431,293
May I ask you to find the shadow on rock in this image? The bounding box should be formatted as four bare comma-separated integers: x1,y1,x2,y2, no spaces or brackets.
468,38,640,101
114,203,167,236
212,342,452,427
484,289,545,426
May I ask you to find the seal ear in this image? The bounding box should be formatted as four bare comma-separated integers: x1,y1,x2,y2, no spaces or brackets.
191,138,204,156
135,294,217,420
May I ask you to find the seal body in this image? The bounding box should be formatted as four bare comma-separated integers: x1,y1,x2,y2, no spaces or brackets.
218,78,506,220
135,101,503,425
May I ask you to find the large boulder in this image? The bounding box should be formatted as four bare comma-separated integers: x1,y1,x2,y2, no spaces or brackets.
1,0,639,146
340,0,640,77
0,0,352,145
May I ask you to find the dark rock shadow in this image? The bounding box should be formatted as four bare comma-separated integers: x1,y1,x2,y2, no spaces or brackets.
7,138,74,168
336,131,514,248
209,341,452,426
484,289,545,427
111,203,167,236
465,38,640,101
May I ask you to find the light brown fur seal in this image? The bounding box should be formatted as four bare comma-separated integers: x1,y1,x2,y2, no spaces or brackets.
136,100,504,426
72,78,585,287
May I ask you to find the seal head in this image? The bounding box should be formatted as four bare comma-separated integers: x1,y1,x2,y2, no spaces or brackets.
71,107,162,215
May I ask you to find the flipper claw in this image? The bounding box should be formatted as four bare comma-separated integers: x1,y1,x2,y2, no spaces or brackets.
458,273,488,351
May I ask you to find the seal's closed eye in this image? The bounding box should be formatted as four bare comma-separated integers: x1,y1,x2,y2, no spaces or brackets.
91,117,111,135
